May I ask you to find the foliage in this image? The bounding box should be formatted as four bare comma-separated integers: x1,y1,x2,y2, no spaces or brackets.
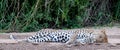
0,0,120,32
113,0,120,21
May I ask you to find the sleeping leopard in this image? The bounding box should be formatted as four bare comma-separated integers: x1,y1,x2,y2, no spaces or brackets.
10,29,108,45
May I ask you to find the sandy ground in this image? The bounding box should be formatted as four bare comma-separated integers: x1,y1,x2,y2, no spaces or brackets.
0,26,120,50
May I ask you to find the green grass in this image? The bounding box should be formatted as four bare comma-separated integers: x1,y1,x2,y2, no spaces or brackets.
114,0,120,22
0,0,120,32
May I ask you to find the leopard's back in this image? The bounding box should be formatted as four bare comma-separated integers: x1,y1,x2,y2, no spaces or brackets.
26,29,96,44
27,29,74,43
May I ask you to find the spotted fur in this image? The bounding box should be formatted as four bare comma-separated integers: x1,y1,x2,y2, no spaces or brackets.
10,29,108,44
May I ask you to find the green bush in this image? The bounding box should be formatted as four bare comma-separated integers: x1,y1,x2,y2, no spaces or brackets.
113,0,120,21
0,0,120,32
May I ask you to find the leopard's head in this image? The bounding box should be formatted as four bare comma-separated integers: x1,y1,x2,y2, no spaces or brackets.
93,29,108,43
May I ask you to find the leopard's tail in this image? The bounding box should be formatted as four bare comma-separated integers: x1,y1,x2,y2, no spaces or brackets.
10,35,16,40
9,35,27,42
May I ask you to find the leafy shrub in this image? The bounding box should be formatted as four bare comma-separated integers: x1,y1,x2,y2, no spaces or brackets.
0,0,119,32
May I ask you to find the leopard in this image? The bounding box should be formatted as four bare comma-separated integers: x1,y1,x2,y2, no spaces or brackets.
10,29,108,46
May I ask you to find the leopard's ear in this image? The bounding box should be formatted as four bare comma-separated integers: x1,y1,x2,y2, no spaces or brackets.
101,29,108,43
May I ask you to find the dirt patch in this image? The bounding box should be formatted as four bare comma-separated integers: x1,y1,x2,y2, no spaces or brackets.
0,42,120,50
0,26,120,50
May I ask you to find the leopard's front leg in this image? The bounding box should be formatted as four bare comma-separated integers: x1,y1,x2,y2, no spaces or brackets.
65,30,82,47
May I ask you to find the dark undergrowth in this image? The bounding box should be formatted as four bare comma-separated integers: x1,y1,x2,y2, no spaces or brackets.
0,0,120,32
